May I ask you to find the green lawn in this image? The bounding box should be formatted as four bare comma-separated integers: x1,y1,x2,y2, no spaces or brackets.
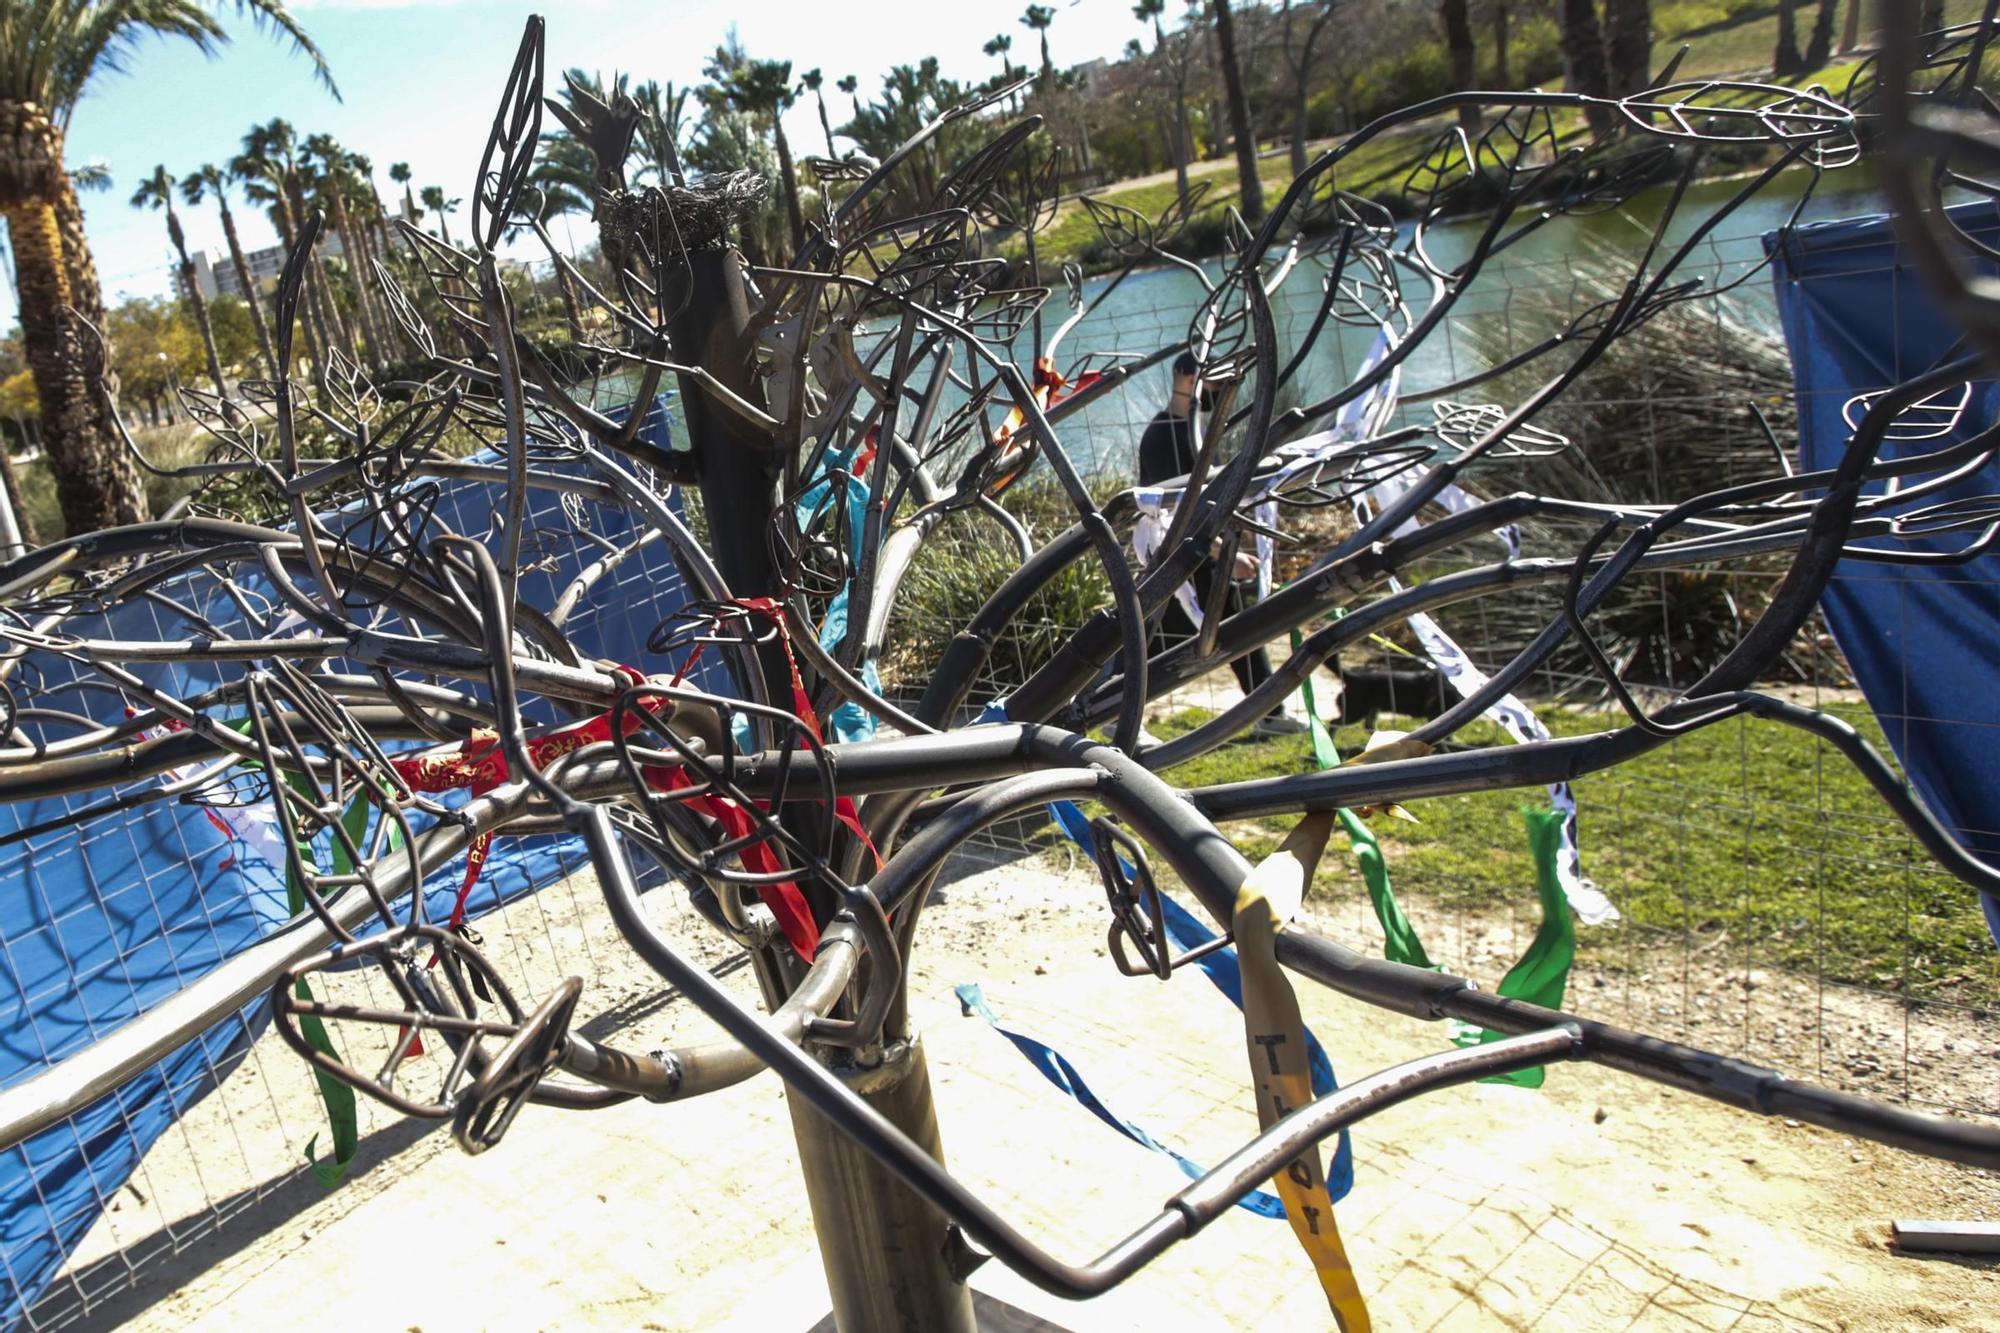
1137,702,1999,1009
1010,0,1967,276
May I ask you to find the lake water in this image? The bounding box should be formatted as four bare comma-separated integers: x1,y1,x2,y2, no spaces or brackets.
610,161,1886,482
1044,162,1886,477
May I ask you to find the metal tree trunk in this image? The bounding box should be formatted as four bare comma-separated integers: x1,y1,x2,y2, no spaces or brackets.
264,192,327,383
662,244,975,1329
284,177,352,363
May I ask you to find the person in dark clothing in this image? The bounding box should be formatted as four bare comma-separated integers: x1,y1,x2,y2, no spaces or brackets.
1136,354,1298,732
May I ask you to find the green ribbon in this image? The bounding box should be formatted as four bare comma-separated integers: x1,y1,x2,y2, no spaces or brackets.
1292,629,1432,970
1289,633,1571,1087
1447,807,1574,1088
275,767,365,1187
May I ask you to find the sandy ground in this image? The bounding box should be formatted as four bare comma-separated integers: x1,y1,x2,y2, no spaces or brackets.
40,842,2000,1333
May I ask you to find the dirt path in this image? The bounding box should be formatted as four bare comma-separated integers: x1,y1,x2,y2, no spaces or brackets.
49,851,1999,1332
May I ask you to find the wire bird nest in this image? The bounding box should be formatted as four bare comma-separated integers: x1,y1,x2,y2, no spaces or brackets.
601,171,771,257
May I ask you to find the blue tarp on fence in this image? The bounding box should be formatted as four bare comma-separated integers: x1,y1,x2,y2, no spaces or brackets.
0,396,713,1326
1766,203,2000,945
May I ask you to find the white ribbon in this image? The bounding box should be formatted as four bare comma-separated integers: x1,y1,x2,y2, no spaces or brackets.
1341,329,1615,925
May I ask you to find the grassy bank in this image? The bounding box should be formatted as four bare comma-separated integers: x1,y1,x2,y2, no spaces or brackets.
1143,702,1998,1010
1008,0,1999,278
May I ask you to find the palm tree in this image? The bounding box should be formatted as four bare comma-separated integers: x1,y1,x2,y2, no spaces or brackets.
420,186,460,245
1802,0,1838,69
236,118,347,376
1210,0,1263,223
1022,5,1056,83
346,149,394,265
131,165,229,396
633,80,690,185
1772,0,1805,76
1133,2,1193,195
182,163,277,379
799,68,837,158
68,159,111,194
303,134,387,365
389,160,419,225
0,0,333,534
983,32,1014,83
837,73,862,122
716,58,805,252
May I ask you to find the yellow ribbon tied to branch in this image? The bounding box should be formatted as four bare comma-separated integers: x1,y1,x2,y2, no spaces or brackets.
1231,811,1371,1331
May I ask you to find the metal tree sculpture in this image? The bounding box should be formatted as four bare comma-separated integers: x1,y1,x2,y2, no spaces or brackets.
0,11,1996,1332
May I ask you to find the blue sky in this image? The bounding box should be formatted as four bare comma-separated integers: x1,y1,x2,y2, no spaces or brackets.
22,0,1143,328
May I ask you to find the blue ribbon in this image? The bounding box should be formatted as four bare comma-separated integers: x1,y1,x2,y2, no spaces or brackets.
956,983,1291,1217
796,445,882,745
963,703,1353,1205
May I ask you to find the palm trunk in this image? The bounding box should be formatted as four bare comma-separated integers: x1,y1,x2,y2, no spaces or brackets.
167,210,229,396
219,197,279,379
1560,0,1617,136
3,196,147,532
1773,0,1803,76
327,187,385,367
285,178,352,363
1212,0,1264,224
1175,84,1193,191
556,263,585,340
1803,0,1838,68
1840,0,1861,52
1442,0,1482,133
1604,0,1652,95
772,117,805,253
52,172,130,448
1494,2,1512,86
437,208,452,246
53,180,104,329
815,91,836,156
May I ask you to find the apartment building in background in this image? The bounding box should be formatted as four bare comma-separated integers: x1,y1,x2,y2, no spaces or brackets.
175,231,347,303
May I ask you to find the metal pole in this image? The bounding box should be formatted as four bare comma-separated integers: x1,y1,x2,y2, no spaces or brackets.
669,242,976,1333
785,1036,978,1333
0,442,25,557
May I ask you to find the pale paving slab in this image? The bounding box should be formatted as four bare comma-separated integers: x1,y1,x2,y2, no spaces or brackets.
58,858,2000,1331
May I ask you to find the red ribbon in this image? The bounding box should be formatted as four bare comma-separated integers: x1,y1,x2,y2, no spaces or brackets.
390,626,878,963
